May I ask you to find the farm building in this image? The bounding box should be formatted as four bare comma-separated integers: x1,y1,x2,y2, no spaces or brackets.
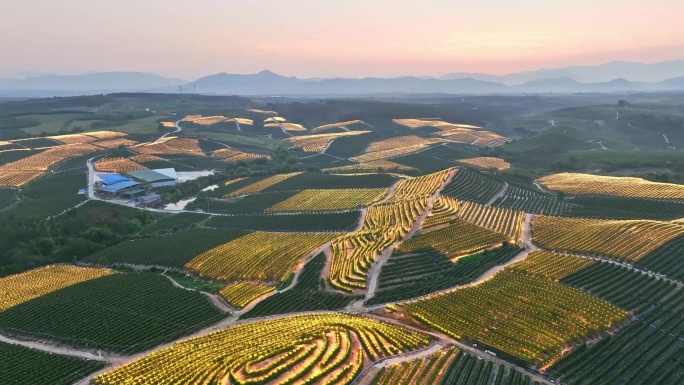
125,168,178,187
97,174,142,195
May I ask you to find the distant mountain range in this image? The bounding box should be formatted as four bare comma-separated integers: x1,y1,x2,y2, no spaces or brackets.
1,61,684,97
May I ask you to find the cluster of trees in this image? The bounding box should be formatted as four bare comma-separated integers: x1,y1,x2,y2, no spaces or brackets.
0,202,155,277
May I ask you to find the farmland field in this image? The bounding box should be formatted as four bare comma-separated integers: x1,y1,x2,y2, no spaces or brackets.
92,313,431,385
88,229,246,267
397,270,627,364
185,232,335,282
0,273,226,353
4,94,684,385
0,342,105,385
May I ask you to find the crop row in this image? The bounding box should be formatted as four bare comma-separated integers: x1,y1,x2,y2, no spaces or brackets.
94,157,146,172
0,265,112,312
369,246,522,305
132,137,204,156
507,250,595,281
536,172,684,200
0,342,105,385
457,156,511,170
266,188,387,212
219,282,275,309
240,253,355,319
561,261,678,313
371,346,458,385
185,232,335,283
532,216,684,261
0,273,225,353
284,131,370,152
634,234,684,282
329,198,427,292
549,288,683,385
494,185,571,216
426,196,523,242
351,135,437,162
397,219,504,261
442,166,504,203
92,313,431,385
397,270,627,364
387,168,453,202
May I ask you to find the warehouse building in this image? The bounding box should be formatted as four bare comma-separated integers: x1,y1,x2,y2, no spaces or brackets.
125,168,178,188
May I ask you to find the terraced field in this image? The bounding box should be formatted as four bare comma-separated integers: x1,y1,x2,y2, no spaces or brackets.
92,313,431,385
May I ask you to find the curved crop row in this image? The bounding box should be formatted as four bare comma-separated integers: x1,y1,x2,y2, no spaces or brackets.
93,313,431,385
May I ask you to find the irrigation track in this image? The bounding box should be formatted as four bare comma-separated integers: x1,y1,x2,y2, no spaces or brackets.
161,273,233,313
486,181,508,205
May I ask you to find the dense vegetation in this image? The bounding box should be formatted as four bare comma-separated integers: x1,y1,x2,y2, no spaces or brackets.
0,201,154,277
88,228,245,268
241,253,355,319
0,342,105,385
0,273,226,353
368,246,522,305
206,211,361,232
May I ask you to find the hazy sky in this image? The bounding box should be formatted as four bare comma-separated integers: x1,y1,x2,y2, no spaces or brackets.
1,0,682,79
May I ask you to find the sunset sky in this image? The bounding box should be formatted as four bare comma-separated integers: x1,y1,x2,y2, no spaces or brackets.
1,0,682,80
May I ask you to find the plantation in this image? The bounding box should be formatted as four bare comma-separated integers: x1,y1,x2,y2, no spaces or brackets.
328,198,427,292
92,313,431,385
0,265,112,311
532,216,684,261
442,166,504,203
537,172,684,200
185,232,335,282
425,196,523,242
635,234,684,281
88,229,246,267
266,188,387,211
566,196,684,220
93,156,146,172
561,261,678,312
457,156,511,170
494,185,571,215
0,188,17,210
0,273,226,353
397,270,627,364
205,211,361,232
259,172,398,191
224,172,303,197
387,168,453,201
0,342,105,385
241,253,356,319
139,212,210,234
219,282,275,309
369,246,522,305
549,288,683,385
352,135,438,162
508,250,594,280
371,346,458,385
397,219,504,261
284,130,370,152
371,346,543,385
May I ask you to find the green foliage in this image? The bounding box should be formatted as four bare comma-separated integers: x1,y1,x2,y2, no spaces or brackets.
367,246,522,305
205,211,360,232
0,201,155,277
140,212,210,234
442,167,504,203
0,342,105,385
88,228,245,268
240,253,355,319
635,234,684,282
0,273,226,353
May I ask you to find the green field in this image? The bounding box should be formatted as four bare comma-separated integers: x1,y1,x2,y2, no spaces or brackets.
0,273,226,353
0,342,105,385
